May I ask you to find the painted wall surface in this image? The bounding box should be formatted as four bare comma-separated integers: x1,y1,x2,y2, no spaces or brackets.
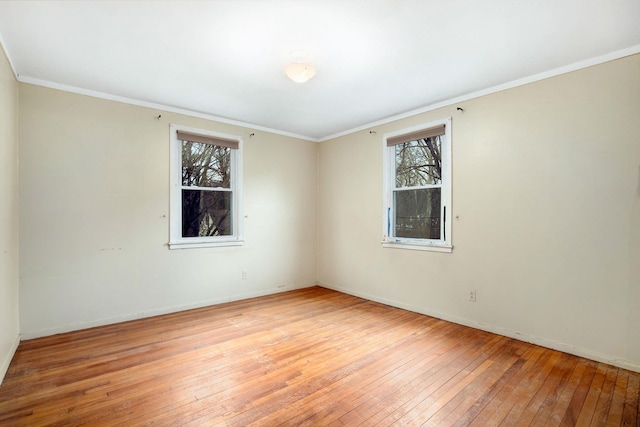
0,45,19,383
318,54,640,370
18,84,317,337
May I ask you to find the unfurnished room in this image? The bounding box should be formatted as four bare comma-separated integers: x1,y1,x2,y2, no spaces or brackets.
0,1,639,425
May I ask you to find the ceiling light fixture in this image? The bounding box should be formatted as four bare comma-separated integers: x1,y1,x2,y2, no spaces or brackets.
284,62,316,83
284,50,316,83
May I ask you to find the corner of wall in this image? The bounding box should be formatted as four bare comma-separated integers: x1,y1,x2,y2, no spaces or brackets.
0,40,20,385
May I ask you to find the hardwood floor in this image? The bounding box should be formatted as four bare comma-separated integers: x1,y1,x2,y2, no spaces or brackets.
1,287,638,426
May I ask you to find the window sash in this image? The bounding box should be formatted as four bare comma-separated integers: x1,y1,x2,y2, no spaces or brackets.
181,140,232,191
391,188,444,242
181,188,234,238
179,141,236,196
394,137,443,188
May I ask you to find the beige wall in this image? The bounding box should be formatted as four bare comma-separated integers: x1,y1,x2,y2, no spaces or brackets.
18,85,317,337
0,45,19,383
318,54,640,370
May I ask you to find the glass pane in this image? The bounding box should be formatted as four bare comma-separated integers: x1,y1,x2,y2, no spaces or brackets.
395,136,442,187
395,188,441,239
182,141,231,188
182,189,232,237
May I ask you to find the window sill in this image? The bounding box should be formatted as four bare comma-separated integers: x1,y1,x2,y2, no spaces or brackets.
382,240,453,253
169,240,244,250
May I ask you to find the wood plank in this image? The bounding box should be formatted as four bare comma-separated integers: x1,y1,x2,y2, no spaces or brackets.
466,345,547,426
606,369,629,427
0,287,638,426
591,366,619,426
514,352,575,426
573,363,609,426
450,344,534,426
303,323,487,426
542,358,589,426
560,361,599,426
362,333,507,426
422,340,524,426
621,372,639,426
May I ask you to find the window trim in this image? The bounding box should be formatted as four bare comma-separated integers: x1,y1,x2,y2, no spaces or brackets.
382,117,452,253
169,124,243,249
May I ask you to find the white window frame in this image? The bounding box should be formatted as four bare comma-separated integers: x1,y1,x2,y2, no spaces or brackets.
382,117,452,253
169,124,243,249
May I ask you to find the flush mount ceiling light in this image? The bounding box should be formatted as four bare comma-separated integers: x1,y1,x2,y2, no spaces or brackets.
283,50,316,83
283,62,316,83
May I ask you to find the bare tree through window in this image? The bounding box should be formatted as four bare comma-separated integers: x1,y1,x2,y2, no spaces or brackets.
181,141,232,237
394,136,442,239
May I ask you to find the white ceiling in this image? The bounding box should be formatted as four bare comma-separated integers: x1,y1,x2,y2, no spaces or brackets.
0,1,639,141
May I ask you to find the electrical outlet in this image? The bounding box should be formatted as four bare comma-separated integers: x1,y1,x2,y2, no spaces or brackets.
242,270,248,280
469,290,476,302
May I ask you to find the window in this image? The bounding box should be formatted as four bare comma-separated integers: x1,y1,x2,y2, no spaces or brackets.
169,125,243,249
382,118,452,252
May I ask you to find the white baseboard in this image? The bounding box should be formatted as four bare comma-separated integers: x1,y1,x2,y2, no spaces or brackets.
20,284,314,340
318,281,640,373
0,333,20,386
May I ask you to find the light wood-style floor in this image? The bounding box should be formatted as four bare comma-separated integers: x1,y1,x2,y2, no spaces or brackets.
1,287,638,426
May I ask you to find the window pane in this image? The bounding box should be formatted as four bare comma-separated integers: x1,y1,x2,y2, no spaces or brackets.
181,141,231,188
395,136,442,187
395,188,441,239
182,189,232,237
